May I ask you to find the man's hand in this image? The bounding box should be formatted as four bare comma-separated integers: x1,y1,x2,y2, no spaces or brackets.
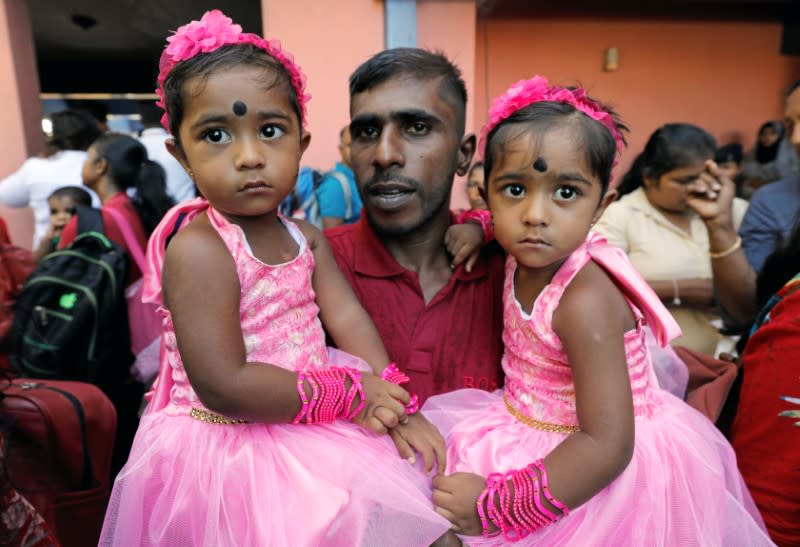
388,413,447,472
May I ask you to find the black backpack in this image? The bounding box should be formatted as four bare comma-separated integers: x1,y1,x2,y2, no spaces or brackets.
10,206,133,392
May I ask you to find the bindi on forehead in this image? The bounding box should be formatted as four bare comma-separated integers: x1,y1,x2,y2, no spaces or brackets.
232,100,247,117
533,157,548,172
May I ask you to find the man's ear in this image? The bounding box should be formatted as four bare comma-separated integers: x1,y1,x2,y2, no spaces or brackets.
166,137,192,176
456,133,476,176
593,188,617,225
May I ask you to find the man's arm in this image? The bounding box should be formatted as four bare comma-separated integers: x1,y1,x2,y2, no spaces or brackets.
739,190,782,273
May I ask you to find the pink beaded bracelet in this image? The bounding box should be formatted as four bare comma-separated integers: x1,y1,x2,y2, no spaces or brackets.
291,367,365,425
456,208,494,244
380,363,420,415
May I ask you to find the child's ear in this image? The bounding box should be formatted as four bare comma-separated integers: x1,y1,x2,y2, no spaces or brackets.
456,134,476,176
96,158,109,176
592,188,617,225
299,131,312,157
166,138,192,175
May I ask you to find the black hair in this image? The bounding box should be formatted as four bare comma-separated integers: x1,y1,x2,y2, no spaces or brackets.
47,109,102,154
90,133,174,236
138,101,164,128
754,121,784,164
714,143,743,165
349,48,468,135
756,217,800,307
788,79,800,96
617,123,715,198
484,99,628,196
48,186,93,208
161,44,302,139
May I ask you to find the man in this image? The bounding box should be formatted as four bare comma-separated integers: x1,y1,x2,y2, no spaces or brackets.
325,48,505,404
137,102,196,203
317,127,363,228
740,80,800,272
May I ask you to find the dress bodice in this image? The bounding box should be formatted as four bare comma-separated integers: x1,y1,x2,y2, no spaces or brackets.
502,233,680,430
162,208,328,412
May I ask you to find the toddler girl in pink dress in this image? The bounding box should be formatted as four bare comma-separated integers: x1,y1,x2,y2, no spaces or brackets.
99,11,450,546
425,77,772,546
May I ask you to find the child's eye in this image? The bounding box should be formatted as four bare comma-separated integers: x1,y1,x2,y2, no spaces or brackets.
260,125,285,140
66,208,77,215
49,209,57,215
554,186,580,201
203,128,231,144
502,184,525,198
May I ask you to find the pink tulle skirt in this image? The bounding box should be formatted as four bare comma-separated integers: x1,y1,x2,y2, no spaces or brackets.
100,351,449,546
423,389,774,547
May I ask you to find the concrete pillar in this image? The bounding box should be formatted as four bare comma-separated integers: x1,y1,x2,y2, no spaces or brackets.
0,0,43,247
261,0,385,171
417,0,477,210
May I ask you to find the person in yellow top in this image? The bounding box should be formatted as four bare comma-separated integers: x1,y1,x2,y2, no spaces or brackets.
595,123,747,355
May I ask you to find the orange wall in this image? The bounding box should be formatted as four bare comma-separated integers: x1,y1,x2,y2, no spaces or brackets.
417,0,477,210
261,0,384,172
0,0,43,248
475,17,800,180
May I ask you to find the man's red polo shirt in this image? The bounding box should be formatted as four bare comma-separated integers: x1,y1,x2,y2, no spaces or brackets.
326,218,505,404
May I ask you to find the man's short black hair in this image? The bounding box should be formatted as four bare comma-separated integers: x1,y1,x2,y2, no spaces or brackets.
349,48,468,135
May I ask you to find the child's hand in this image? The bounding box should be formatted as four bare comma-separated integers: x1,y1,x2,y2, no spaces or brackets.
444,223,483,273
388,413,447,472
354,373,410,434
432,472,489,536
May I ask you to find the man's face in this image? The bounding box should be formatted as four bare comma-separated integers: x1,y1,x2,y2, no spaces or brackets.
349,76,473,236
784,87,800,158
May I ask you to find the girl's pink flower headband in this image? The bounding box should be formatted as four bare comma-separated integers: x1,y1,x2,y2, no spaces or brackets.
155,10,310,132
479,76,625,170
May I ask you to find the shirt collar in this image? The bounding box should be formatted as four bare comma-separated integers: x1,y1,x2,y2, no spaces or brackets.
352,215,489,281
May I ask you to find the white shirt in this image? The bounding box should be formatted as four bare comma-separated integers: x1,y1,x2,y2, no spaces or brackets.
138,128,195,204
0,150,100,247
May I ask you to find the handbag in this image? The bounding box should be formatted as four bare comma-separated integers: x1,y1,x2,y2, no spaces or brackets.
103,208,161,383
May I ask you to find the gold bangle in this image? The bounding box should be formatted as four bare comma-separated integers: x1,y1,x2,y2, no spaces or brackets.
709,236,741,259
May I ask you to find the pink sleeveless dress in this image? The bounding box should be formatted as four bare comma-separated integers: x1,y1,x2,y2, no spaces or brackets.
424,234,772,546
100,202,449,546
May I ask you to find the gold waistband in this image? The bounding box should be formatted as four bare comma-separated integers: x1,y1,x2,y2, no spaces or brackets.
190,408,249,425
504,397,579,434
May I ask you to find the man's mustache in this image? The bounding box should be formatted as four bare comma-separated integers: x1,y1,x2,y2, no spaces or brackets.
362,170,422,193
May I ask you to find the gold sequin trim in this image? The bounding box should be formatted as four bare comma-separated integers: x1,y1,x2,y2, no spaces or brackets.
190,408,248,425
504,397,579,434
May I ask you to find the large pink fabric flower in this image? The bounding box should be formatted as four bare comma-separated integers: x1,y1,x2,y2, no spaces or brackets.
155,10,309,132
479,76,625,182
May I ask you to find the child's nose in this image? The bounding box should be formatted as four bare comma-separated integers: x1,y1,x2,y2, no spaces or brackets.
521,196,548,226
234,136,266,170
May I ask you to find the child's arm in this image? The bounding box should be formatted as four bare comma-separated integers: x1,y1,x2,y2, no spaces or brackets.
444,209,493,272
33,228,57,261
433,261,636,534
298,220,447,471
163,216,409,431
